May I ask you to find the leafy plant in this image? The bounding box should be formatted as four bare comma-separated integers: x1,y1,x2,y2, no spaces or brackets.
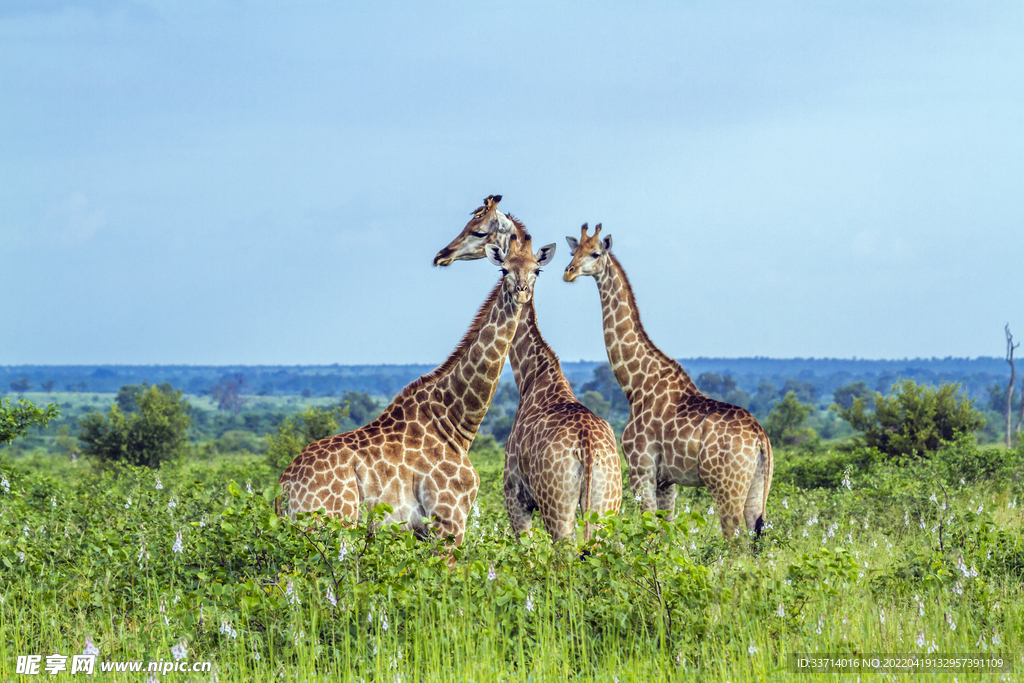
834,379,985,459
77,384,191,467
265,404,348,471
0,397,60,444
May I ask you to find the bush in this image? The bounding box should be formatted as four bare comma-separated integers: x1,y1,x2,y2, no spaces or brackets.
265,405,348,471
835,379,985,459
0,398,60,445
78,385,190,467
936,431,1024,485
764,391,815,446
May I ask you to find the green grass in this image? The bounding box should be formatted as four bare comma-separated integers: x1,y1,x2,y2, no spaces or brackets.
1,444,1023,682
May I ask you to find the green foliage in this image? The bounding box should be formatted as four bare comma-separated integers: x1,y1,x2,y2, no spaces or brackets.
579,390,610,420
8,376,31,395
265,404,348,471
116,381,176,414
696,372,750,408
467,432,503,465
764,391,814,446
835,379,986,459
0,398,60,445
832,381,875,411
341,390,382,427
77,385,191,467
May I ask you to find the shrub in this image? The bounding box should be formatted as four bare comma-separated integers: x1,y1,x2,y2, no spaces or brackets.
78,385,190,467
764,391,814,446
834,379,985,459
265,405,348,471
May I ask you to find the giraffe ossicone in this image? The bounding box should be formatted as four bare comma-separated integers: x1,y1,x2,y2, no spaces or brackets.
564,223,774,540
435,197,623,542
278,233,551,557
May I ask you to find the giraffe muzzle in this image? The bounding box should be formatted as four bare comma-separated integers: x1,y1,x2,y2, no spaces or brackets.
563,266,578,282
514,286,531,303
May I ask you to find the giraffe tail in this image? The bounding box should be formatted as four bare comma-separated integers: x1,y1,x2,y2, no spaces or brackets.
580,428,595,542
754,433,774,538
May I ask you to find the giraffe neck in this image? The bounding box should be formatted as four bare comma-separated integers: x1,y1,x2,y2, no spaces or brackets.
427,282,523,450
509,299,573,399
593,253,698,401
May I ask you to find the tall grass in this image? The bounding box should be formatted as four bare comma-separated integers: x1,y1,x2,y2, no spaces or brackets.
1,446,1023,682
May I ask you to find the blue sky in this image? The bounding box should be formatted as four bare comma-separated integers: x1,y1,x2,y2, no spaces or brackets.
1,2,1022,365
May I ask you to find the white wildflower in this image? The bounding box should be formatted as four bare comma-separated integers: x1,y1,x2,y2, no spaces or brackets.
525,593,535,612
338,539,348,562
83,636,99,656
842,473,852,490
51,497,57,508
17,551,25,563
246,480,254,495
155,477,163,490
748,643,759,655
776,603,785,618
170,642,187,661
168,499,177,510
930,493,938,504
634,493,642,504
125,497,132,509
946,612,956,631
487,565,496,581
916,632,926,648
977,504,984,515
927,639,938,654
815,617,823,635
381,612,389,631
879,608,885,624
285,580,300,605
992,631,1002,646
807,514,818,526
0,476,9,493
172,531,183,554
976,635,988,651
326,586,337,607
802,529,808,538
782,498,788,509
219,620,238,639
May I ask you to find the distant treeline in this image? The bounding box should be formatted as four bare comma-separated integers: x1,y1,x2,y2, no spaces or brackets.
0,357,1011,403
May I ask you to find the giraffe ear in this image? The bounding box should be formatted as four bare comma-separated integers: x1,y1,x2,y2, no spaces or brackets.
565,236,579,251
601,234,613,252
535,243,556,267
485,243,506,267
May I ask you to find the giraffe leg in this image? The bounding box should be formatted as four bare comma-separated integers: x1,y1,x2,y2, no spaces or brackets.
743,447,768,533
655,479,678,519
704,477,745,541
503,464,534,537
624,436,658,512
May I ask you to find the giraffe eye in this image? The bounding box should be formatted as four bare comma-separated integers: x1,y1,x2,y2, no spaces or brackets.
472,231,488,238
590,252,600,258
534,269,542,276
500,268,508,276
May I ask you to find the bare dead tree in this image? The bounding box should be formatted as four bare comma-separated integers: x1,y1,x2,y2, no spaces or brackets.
1005,325,1019,449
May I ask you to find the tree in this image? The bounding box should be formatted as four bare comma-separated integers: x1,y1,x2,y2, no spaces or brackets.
266,404,349,471
580,364,628,415
41,380,55,394
341,391,382,427
116,382,175,414
764,391,814,446
835,379,985,459
695,372,750,408
0,398,60,444
579,390,611,420
1005,325,1020,449
832,382,876,411
9,377,31,396
78,385,191,467
749,382,778,418
211,373,245,415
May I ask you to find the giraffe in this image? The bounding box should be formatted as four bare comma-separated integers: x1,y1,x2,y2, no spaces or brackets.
563,223,773,539
434,196,622,542
278,233,555,556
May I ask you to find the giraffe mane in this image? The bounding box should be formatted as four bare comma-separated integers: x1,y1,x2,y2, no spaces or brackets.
521,301,565,379
607,253,699,393
398,282,504,397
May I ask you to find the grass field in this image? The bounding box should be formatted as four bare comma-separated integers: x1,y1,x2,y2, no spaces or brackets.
2,435,1023,681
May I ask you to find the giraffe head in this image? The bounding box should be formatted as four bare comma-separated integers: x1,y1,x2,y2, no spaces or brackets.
433,194,519,266
563,223,612,282
487,233,556,304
